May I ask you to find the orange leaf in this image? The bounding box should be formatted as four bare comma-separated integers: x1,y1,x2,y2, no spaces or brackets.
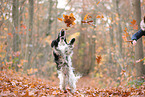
136,57,145,63
96,15,101,18
84,14,88,20
8,33,13,37
96,1,100,5
96,55,102,64
131,19,136,25
122,36,127,41
96,15,104,18
58,18,63,21
123,27,129,37
63,13,76,27
130,19,138,30
124,27,127,32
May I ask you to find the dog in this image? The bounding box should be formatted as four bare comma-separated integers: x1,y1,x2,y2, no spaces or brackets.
51,29,80,93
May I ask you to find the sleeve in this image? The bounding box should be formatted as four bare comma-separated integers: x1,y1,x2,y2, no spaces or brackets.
131,29,144,41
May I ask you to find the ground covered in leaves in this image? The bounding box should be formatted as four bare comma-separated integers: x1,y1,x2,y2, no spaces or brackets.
0,69,145,97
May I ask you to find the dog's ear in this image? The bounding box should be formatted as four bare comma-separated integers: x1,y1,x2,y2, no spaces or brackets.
51,40,58,48
69,38,75,45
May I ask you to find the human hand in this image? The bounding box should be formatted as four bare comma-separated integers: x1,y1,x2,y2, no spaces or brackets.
132,40,137,46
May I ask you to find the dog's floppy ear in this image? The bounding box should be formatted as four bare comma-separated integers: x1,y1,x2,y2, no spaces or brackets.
69,38,75,45
51,40,58,48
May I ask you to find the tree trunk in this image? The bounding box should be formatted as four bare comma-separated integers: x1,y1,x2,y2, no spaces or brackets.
25,0,34,70
116,0,122,54
131,0,145,77
54,0,58,38
12,0,19,71
47,0,53,36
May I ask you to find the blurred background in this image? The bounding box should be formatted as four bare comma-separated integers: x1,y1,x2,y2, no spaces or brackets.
0,0,145,88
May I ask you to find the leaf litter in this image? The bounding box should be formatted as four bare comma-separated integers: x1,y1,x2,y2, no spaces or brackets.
0,68,145,97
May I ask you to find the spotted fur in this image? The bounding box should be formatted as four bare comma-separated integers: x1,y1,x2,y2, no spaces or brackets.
51,29,81,92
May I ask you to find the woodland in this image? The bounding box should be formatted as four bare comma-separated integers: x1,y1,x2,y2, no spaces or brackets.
0,0,145,96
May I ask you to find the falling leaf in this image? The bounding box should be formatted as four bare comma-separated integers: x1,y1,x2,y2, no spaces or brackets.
130,19,138,30
131,19,136,25
136,57,145,63
8,33,13,37
84,14,88,20
123,27,129,37
59,13,76,27
4,28,8,31
96,55,102,64
96,1,100,5
21,24,26,29
122,36,127,41
58,18,63,21
96,15,104,18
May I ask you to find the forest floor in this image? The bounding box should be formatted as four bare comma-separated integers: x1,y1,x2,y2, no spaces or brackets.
0,69,145,97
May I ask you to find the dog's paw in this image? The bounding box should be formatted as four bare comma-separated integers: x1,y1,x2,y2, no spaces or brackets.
69,38,75,45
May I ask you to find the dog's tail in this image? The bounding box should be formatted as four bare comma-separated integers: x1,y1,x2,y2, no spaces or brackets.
75,74,81,83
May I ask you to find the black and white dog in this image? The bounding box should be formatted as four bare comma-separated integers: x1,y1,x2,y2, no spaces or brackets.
51,29,80,92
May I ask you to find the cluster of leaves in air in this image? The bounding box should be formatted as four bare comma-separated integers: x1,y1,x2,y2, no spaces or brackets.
122,19,145,63
81,14,104,27
0,69,145,97
58,13,76,27
130,19,138,30
122,19,138,43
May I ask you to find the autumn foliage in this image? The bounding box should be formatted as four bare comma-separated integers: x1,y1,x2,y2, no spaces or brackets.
0,69,145,97
1,0,145,97
58,13,76,27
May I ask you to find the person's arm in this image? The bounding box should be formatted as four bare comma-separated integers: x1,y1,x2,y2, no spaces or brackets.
131,29,144,41
131,16,145,46
131,29,144,46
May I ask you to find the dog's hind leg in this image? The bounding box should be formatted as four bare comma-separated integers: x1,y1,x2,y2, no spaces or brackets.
68,70,76,93
58,71,67,91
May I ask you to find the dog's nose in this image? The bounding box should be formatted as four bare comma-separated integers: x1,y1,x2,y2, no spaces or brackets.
60,29,65,36
61,37,64,39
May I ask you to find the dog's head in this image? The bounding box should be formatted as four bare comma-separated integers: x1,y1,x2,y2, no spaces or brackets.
51,29,75,69
56,29,75,55
57,29,67,45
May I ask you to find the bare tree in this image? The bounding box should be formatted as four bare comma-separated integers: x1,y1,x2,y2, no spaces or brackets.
25,0,34,70
12,0,19,71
